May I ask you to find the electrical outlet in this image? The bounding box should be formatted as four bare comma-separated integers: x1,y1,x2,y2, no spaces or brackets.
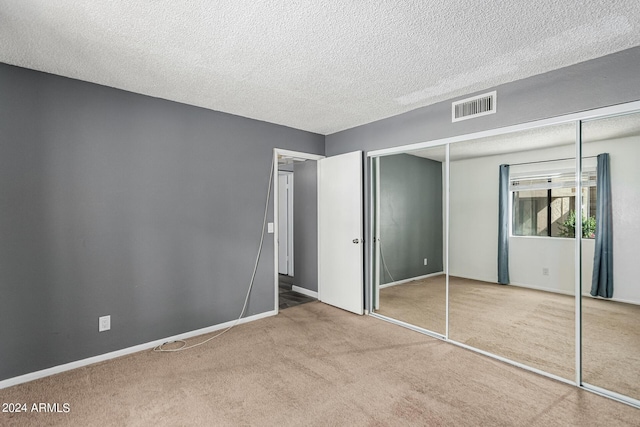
542,268,549,276
99,315,111,332
424,258,428,266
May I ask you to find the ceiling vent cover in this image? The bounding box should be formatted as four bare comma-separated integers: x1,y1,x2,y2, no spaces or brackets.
452,91,497,122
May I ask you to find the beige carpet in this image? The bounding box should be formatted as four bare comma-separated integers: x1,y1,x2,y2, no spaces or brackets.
583,297,640,399
376,274,447,335
1,302,638,426
376,276,640,401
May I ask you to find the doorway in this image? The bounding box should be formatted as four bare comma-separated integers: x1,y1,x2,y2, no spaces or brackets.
273,148,365,316
273,149,323,312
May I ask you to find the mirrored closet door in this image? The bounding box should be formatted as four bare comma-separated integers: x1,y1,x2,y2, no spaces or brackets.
367,100,640,407
581,112,640,402
372,146,447,336
448,122,577,381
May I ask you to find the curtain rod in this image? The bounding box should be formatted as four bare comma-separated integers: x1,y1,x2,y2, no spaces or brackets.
509,155,597,167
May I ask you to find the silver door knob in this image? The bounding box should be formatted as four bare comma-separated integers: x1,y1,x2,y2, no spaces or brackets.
353,238,360,244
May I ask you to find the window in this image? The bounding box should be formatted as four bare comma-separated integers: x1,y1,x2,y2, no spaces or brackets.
511,168,596,238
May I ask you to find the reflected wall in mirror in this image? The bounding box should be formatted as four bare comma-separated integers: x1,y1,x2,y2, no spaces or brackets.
581,112,640,401
448,122,579,380
372,147,446,335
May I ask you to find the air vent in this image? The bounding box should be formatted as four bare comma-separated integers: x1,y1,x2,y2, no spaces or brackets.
452,91,497,122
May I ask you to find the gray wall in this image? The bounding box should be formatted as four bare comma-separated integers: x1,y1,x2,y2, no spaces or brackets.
378,154,443,283
326,47,640,156
326,46,640,311
293,161,318,292
0,63,324,381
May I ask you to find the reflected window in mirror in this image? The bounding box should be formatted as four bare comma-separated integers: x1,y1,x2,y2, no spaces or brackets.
510,165,597,238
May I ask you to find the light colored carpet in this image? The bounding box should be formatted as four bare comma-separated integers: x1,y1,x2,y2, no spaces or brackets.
583,297,640,399
376,276,640,401
1,301,638,426
447,277,575,381
376,274,447,335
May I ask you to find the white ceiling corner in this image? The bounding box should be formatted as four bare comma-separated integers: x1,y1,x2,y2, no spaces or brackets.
1,1,640,135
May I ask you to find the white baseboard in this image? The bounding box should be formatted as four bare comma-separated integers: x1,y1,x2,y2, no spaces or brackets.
0,310,277,390
494,281,640,306
291,285,318,298
379,271,444,289
583,294,640,306
509,281,574,297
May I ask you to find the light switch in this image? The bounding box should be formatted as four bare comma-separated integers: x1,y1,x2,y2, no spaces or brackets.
267,222,274,233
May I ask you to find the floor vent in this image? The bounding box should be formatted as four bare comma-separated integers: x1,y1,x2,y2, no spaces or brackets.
452,91,497,122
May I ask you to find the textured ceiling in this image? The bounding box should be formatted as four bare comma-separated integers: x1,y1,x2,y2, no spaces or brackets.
1,1,640,135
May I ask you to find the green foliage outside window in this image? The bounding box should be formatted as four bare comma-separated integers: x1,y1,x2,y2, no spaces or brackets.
557,210,596,238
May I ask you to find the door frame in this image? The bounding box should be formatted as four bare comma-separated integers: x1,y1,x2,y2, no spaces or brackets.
273,149,324,314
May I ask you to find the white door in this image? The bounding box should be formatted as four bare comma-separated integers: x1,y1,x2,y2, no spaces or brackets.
318,151,364,314
278,172,293,275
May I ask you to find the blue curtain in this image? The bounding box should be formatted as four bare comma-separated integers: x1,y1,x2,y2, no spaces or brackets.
591,153,613,298
498,164,510,284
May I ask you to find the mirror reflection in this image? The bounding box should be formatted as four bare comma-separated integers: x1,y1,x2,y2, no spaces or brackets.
448,123,577,380
581,112,640,401
373,147,446,335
